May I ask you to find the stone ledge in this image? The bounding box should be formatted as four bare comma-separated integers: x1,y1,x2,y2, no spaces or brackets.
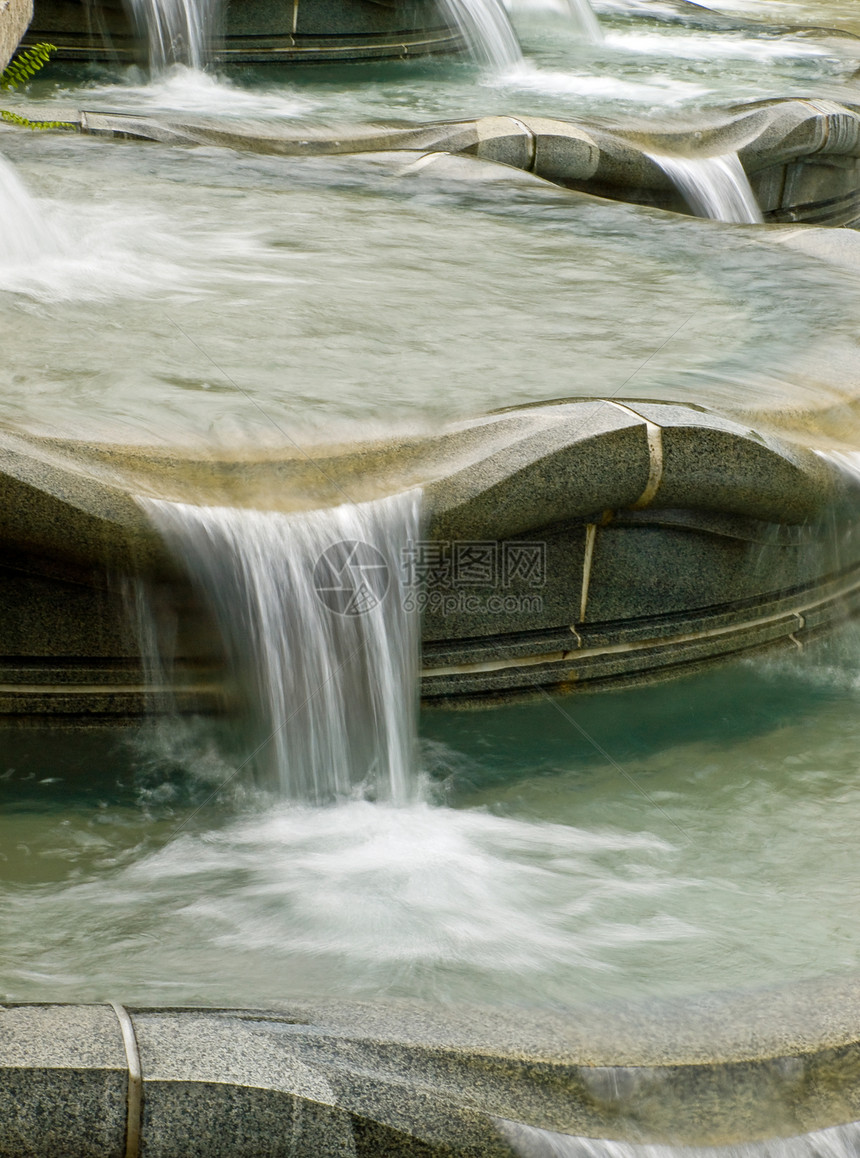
71,98,860,226
0,400,857,713
0,0,32,73
4,981,860,1154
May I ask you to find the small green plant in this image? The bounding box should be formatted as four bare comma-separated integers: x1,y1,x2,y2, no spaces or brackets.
1,42,57,89
0,43,75,130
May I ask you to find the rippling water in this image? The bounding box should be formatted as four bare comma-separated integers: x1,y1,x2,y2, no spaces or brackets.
3,637,860,1008
1,125,860,448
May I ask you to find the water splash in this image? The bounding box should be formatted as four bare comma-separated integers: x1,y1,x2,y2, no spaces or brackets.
440,0,524,68
0,789,684,1005
502,1119,860,1157
0,152,63,266
126,0,219,70
0,166,243,303
646,151,763,224
142,492,422,804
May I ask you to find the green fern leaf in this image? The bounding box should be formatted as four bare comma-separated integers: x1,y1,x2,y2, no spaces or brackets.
0,43,70,128
0,109,75,131
0,43,58,91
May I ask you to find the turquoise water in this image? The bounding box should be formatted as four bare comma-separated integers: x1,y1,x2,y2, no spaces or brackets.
3,638,860,1009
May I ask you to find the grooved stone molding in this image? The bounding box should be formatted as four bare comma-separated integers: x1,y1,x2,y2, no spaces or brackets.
23,0,459,65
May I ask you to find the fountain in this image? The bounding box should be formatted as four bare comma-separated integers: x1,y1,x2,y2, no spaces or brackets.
4,0,860,1154
20,0,537,67
1,397,859,717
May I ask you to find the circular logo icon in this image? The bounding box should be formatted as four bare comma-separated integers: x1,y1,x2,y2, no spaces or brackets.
313,539,390,616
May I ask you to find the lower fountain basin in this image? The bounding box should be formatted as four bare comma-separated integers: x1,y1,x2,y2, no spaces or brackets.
4,979,860,1156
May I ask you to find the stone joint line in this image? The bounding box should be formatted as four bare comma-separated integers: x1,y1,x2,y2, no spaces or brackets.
109,1002,143,1158
605,399,664,509
504,116,537,170
577,400,666,624
579,523,598,625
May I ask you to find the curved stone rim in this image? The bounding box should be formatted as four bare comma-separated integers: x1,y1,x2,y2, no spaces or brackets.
5,972,860,1152
68,96,860,227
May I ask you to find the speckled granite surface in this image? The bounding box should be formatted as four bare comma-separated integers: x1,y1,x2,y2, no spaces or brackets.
3,982,860,1154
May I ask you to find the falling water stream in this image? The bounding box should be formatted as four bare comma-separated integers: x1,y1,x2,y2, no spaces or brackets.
126,0,221,70
143,493,422,802
0,151,59,264
442,0,525,68
645,151,763,224
564,0,602,43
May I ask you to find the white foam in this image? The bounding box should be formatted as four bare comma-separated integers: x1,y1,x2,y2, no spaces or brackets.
493,59,709,101
74,66,317,119
603,29,831,60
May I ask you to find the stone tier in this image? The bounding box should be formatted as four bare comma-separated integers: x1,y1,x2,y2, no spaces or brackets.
23,0,461,65
4,978,860,1155
0,399,858,718
76,99,860,226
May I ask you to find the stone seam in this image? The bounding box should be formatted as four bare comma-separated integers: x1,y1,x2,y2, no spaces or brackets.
110,1002,143,1158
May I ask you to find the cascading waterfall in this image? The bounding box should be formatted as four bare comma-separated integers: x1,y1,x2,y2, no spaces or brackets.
126,0,219,70
142,491,422,804
564,0,602,43
503,1120,860,1157
646,152,763,225
503,0,602,44
440,0,524,68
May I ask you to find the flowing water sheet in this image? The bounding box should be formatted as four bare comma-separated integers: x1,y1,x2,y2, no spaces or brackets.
143,491,422,803
503,1119,860,1157
126,0,220,70
646,152,763,224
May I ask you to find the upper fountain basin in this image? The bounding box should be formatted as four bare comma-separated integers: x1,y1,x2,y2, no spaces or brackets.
77,98,860,224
